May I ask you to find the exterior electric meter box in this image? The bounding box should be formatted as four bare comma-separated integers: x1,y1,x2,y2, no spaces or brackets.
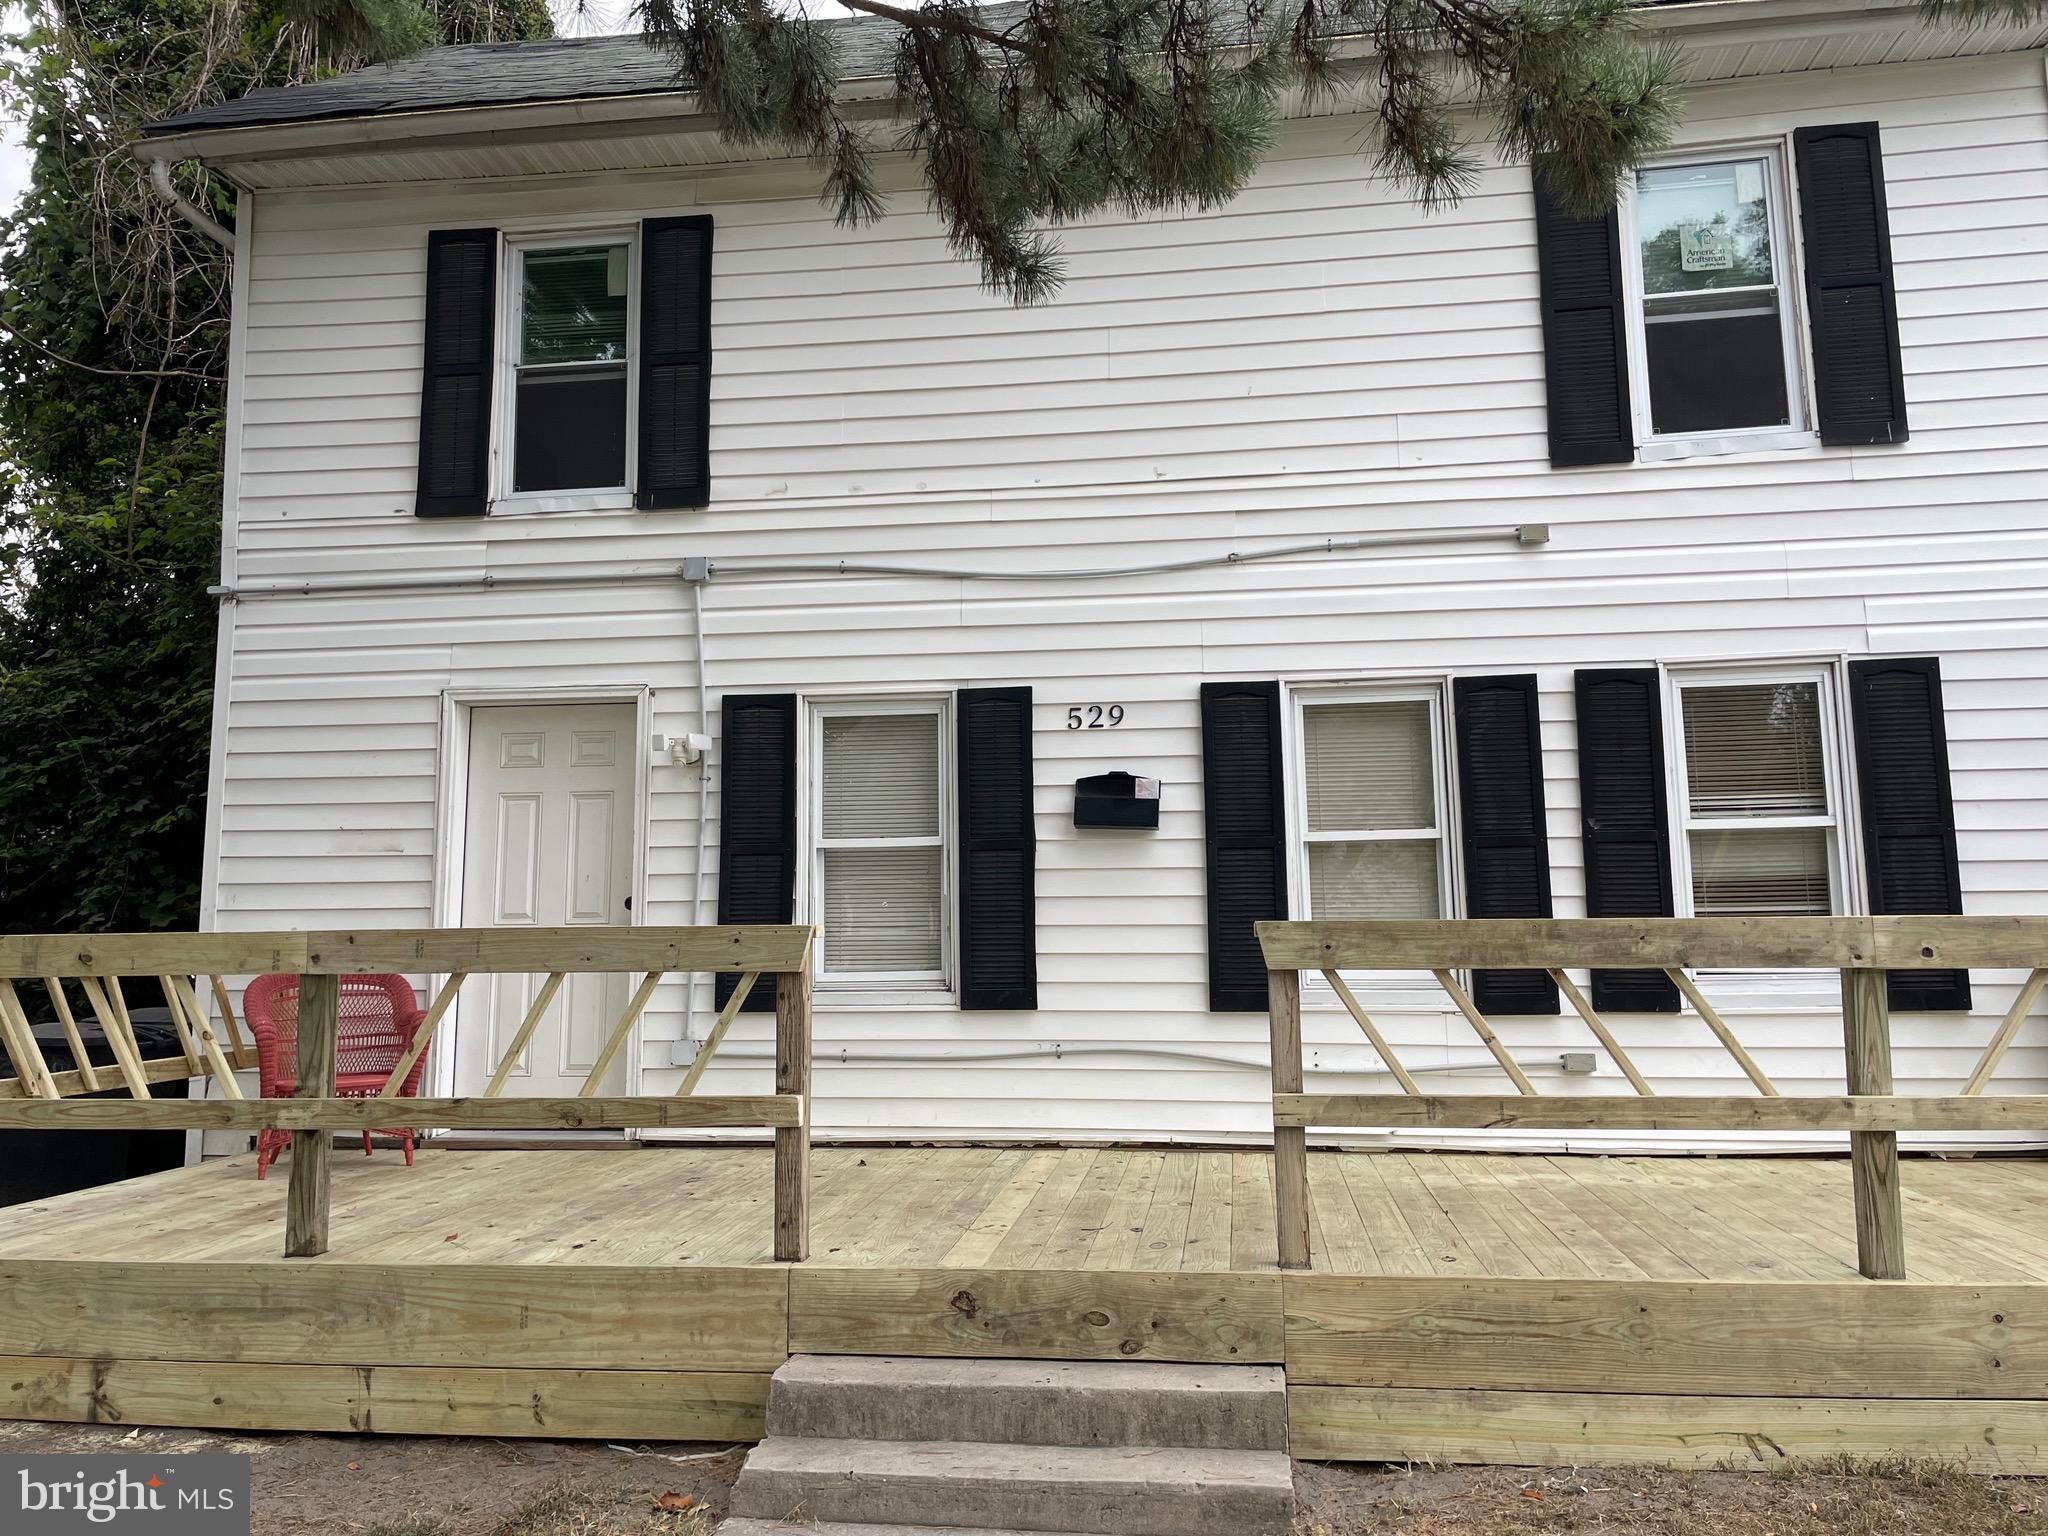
1074,771,1163,830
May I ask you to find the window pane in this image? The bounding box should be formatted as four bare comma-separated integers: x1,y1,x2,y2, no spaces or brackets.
521,245,628,365
823,714,940,839
1308,840,1441,919
1638,159,1774,297
1303,701,1434,833
822,847,943,972
1689,827,1830,917
1644,295,1790,434
1637,158,1789,436
513,368,627,492
1682,682,1827,818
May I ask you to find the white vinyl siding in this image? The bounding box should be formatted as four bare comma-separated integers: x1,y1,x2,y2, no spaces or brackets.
207,50,2048,1149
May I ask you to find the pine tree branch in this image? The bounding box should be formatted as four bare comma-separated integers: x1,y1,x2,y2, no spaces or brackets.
829,0,1026,54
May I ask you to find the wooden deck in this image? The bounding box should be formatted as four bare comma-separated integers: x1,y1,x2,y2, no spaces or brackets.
4,1145,2048,1468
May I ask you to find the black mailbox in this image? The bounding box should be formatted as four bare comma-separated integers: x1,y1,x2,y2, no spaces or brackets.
1074,771,1162,830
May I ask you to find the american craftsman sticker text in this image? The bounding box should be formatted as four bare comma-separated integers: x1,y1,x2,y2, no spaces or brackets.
2,1455,251,1535
1678,220,1734,272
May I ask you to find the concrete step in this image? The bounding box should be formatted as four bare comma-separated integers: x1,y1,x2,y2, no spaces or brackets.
729,1436,1295,1536
763,1356,1288,1451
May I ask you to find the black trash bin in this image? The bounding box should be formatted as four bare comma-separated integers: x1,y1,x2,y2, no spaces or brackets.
0,1006,190,1206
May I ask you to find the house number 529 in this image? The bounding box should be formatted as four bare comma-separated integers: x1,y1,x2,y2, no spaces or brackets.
1067,705,1125,729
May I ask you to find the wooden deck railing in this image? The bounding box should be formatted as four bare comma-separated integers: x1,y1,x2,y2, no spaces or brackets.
0,926,818,1261
1257,916,2048,1280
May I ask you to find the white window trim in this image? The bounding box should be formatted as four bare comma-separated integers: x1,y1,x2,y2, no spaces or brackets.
800,695,956,1001
1620,139,1819,464
1283,678,1462,1007
1662,658,1863,1000
490,227,640,515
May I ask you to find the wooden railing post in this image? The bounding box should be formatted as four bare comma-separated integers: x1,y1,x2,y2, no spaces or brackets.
1843,966,1905,1280
773,962,813,1263
285,972,337,1258
1269,966,1310,1270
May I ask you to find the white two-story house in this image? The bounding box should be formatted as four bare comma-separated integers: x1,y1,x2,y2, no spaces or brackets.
142,0,2048,1148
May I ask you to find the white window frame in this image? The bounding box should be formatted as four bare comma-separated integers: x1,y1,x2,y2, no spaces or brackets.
802,695,954,999
1620,140,1818,463
1663,659,1863,996
1284,679,1461,1006
491,226,639,514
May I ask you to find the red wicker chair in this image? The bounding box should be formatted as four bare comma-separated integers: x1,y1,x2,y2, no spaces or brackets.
243,973,429,1179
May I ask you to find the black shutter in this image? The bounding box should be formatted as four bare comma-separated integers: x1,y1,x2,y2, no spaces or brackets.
715,693,796,1012
1532,168,1634,468
415,228,496,518
1794,123,1909,447
957,687,1037,1011
1849,658,1969,1011
1574,669,1679,1012
637,215,714,509
1200,681,1287,1012
1454,675,1559,1014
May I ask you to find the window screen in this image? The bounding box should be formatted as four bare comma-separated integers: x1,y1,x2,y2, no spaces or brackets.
1300,698,1443,920
513,244,629,493
1635,158,1794,436
818,711,945,976
1678,679,1837,918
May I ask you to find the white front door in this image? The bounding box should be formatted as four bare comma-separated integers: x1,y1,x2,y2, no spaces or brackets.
458,702,637,1098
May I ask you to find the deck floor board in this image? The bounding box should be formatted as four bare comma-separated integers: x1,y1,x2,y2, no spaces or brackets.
1,1146,2045,1280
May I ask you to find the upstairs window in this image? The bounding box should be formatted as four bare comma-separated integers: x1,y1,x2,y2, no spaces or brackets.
814,704,949,985
1296,692,1448,920
511,238,632,495
1672,672,1845,918
1629,151,1803,442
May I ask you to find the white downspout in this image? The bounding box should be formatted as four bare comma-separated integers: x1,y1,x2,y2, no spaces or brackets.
148,159,236,251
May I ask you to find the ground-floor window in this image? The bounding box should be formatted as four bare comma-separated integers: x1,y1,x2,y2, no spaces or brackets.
1293,685,1452,921
1668,665,1849,918
811,699,950,989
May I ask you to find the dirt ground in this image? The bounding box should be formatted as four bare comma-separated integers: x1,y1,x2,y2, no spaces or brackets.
3,1420,2044,1534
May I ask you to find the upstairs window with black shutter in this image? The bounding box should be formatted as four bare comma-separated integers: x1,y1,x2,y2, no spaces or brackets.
1537,123,1907,466
1622,148,1809,455
506,235,634,496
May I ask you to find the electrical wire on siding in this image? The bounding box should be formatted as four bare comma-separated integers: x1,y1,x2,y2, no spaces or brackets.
204,524,1549,601
704,525,1549,583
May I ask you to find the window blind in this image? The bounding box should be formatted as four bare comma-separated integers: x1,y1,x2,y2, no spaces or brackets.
822,715,940,839
1682,682,1825,817
820,712,943,974
1308,841,1440,919
1303,701,1434,831
822,847,943,973
1689,826,1830,917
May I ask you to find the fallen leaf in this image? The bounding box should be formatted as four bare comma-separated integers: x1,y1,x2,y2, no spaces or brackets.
1520,1489,1542,1501
444,1233,459,1243
344,1461,361,1471
655,1491,695,1512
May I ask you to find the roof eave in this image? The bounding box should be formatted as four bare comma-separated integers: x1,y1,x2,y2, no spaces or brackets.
134,0,1957,171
